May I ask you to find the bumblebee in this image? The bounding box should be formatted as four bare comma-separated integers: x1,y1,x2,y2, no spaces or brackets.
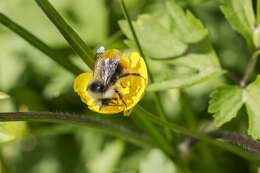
74,47,148,116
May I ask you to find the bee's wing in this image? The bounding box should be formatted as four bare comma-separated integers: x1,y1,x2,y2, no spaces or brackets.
93,52,122,85
101,56,121,85
92,56,104,80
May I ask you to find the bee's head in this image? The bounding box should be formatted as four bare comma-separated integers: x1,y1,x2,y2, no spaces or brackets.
88,81,107,93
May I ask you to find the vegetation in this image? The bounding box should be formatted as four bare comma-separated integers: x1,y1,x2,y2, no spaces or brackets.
0,0,260,172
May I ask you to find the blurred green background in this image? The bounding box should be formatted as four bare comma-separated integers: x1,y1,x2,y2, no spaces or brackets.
0,0,258,172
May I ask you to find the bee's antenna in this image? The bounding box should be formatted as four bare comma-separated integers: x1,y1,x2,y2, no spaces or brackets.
96,46,105,57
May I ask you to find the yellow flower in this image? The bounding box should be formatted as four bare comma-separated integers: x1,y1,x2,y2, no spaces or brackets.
74,49,148,116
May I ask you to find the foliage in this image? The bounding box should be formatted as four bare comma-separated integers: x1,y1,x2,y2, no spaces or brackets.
119,1,225,91
0,0,260,172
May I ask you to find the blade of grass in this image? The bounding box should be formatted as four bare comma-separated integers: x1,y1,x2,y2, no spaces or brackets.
0,13,83,76
257,0,260,25
136,105,260,164
35,0,95,70
0,112,153,149
119,0,173,143
131,111,176,157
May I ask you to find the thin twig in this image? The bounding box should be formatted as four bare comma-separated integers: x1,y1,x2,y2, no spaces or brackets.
0,112,153,148
240,49,260,87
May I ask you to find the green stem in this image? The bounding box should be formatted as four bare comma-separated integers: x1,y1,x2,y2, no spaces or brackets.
0,13,83,76
209,131,260,152
118,0,153,81
0,112,153,149
136,105,260,164
180,91,197,131
240,49,260,87
35,0,95,70
119,0,173,142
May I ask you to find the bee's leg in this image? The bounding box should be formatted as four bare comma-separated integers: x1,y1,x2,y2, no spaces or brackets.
99,98,109,111
113,88,127,107
99,98,122,111
120,73,143,78
99,98,116,110
119,73,146,84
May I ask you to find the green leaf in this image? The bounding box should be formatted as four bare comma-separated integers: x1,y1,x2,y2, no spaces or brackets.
3,121,28,139
119,1,208,59
139,149,176,173
208,85,244,127
35,0,95,69
147,38,224,91
43,68,74,99
120,2,223,91
209,76,260,139
165,1,208,44
0,92,9,100
0,125,15,143
221,0,255,51
119,14,187,59
30,156,60,173
0,122,28,143
245,76,260,139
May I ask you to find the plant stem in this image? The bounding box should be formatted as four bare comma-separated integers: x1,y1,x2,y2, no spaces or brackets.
35,0,95,70
0,13,83,76
240,59,257,87
184,131,260,153
180,91,197,131
0,112,153,148
1,110,259,163
119,0,173,142
210,131,260,152
136,105,260,164
240,49,260,87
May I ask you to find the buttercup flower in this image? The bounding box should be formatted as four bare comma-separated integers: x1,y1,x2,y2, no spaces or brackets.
74,48,148,116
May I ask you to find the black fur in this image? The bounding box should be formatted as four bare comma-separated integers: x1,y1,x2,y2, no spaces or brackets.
88,82,107,93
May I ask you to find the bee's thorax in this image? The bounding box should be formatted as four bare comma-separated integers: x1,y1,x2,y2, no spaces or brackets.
88,81,106,93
